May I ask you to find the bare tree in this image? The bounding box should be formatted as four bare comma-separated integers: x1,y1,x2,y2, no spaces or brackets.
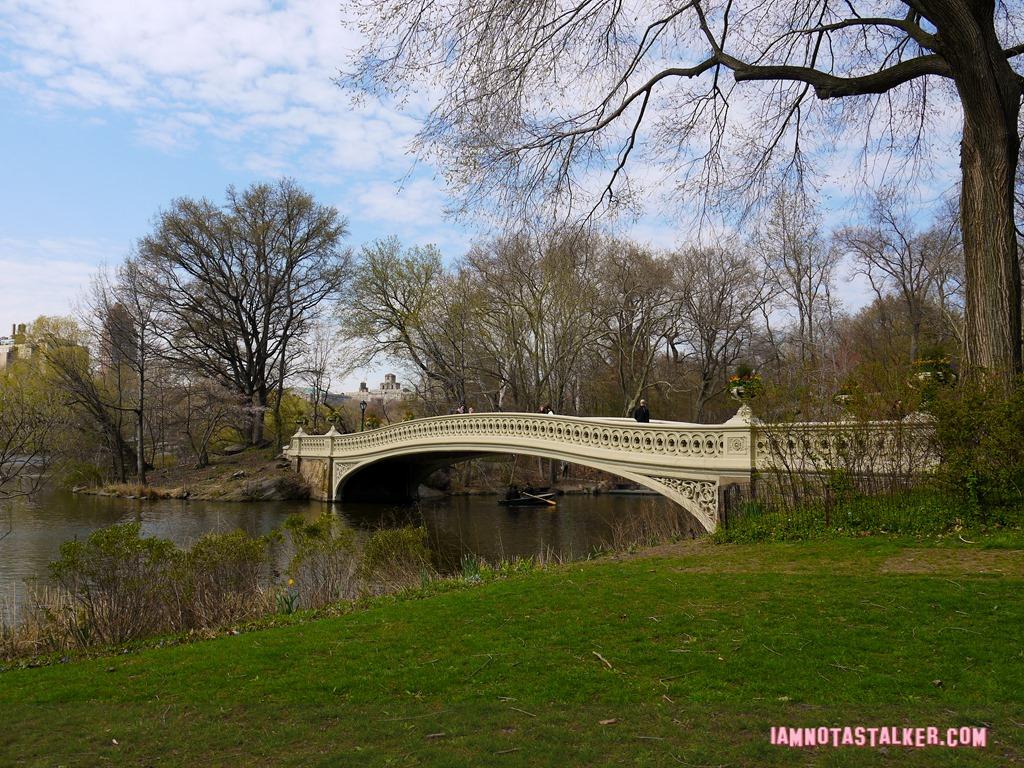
343,237,474,410
31,316,139,483
593,241,676,415
297,321,355,432
754,186,840,366
349,0,1024,383
923,197,967,347
837,190,959,362
465,231,603,412
84,260,161,483
137,180,351,446
175,378,244,469
668,245,769,420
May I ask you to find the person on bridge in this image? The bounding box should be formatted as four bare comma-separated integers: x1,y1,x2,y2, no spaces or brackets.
540,403,553,415
633,399,650,423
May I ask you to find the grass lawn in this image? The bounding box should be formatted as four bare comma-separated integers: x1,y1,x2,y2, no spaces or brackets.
1,535,1022,766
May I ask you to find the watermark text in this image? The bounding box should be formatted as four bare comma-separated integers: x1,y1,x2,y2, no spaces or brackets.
770,725,987,749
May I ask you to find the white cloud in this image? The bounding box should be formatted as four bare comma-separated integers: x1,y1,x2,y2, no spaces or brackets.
0,0,419,180
0,237,117,323
355,178,447,228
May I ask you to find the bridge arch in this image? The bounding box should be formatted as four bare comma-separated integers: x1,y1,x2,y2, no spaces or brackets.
331,445,721,533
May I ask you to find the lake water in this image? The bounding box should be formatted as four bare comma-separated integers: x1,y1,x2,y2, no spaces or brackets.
0,489,692,621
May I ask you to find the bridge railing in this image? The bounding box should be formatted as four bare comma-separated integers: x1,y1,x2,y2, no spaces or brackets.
753,417,936,475
288,411,935,480
287,411,755,474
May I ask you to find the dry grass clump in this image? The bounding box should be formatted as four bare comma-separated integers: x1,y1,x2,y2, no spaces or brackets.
358,527,436,596
100,483,179,500
602,498,702,551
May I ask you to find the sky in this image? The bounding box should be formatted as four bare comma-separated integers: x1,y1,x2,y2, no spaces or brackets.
0,0,962,389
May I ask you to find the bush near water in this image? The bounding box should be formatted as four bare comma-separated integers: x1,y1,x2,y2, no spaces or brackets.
1,518,437,659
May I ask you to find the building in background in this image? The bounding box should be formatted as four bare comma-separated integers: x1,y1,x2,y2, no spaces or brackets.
0,323,30,371
348,373,414,406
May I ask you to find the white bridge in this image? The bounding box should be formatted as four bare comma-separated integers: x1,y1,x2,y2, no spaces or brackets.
286,408,933,533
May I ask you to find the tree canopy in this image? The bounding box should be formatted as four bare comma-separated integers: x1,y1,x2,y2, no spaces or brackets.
137,179,351,444
348,0,1024,382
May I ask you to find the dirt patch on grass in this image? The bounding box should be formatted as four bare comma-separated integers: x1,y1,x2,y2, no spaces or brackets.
880,548,1024,576
612,540,830,574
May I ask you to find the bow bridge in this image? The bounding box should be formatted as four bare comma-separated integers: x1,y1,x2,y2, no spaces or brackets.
286,409,933,534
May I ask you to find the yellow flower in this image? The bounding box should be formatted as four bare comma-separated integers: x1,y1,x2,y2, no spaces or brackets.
287,578,295,587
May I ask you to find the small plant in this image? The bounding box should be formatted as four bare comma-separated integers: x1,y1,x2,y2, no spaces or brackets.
460,553,483,582
912,347,957,387
729,365,763,400
277,579,300,615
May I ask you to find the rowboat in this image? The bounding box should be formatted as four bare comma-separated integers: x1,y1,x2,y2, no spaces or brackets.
498,490,557,506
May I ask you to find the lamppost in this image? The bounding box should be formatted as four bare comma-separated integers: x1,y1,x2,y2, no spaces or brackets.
360,400,367,431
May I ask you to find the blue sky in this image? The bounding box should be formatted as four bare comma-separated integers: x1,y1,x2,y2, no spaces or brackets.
0,0,962,388
0,0,469,337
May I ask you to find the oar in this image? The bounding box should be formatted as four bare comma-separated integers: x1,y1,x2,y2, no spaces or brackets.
521,490,556,506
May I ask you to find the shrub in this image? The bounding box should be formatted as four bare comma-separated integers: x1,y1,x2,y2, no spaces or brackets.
60,461,105,488
47,523,179,646
174,530,273,629
359,526,434,594
929,378,1024,511
284,514,359,610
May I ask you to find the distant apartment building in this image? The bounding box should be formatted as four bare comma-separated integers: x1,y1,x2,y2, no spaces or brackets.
0,323,30,371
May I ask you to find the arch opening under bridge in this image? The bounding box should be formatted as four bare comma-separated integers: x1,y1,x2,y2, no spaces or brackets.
332,446,722,532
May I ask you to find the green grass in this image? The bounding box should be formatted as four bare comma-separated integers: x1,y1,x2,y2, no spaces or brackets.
2,536,1023,766
717,488,1024,543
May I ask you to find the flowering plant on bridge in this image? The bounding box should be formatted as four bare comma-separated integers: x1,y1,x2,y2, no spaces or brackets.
729,366,763,401
911,355,957,386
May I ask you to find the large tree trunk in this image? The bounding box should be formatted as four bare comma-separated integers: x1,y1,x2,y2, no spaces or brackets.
249,390,266,446
136,353,146,484
945,3,1023,385
960,110,1022,383
136,410,146,485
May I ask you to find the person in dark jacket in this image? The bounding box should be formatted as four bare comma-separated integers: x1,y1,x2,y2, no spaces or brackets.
633,399,650,423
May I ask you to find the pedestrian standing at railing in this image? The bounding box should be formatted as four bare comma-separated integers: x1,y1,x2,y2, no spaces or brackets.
633,399,650,423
